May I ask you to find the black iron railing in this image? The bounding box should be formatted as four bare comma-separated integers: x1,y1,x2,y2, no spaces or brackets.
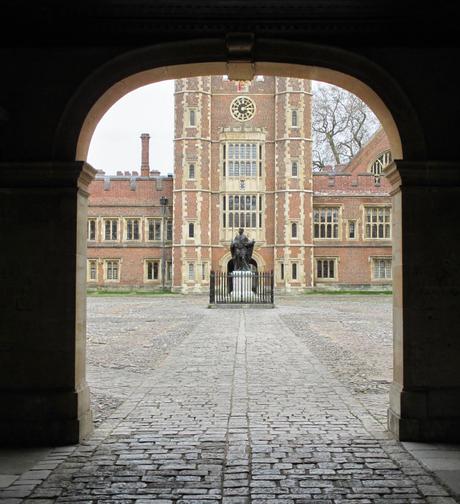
210,271,274,304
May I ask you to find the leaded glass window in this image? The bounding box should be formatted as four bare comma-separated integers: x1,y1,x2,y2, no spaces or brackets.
313,208,340,239
224,143,261,177
373,258,392,279
222,194,262,229
316,259,337,279
365,207,391,239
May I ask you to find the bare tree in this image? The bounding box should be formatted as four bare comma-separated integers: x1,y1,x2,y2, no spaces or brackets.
312,82,380,171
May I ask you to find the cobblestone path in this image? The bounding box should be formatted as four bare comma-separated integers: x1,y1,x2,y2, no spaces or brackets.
9,306,456,503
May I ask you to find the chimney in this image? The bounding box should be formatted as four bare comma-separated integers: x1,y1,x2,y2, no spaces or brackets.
140,133,150,177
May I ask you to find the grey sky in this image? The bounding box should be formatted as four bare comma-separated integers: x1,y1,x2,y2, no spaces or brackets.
87,80,175,175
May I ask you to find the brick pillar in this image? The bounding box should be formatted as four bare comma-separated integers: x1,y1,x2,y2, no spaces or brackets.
386,160,460,441
140,133,150,177
0,162,96,445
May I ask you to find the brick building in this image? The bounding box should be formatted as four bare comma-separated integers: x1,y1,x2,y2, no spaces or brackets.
87,134,174,290
87,76,392,292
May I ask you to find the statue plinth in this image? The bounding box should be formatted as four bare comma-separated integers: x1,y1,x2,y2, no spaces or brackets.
231,270,255,302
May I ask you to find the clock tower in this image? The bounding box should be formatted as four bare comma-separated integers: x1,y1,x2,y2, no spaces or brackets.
172,75,313,292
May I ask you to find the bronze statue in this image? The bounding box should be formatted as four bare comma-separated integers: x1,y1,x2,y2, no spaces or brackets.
230,228,255,271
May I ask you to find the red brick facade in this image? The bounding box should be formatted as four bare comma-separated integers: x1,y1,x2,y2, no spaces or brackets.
87,76,392,292
87,169,174,290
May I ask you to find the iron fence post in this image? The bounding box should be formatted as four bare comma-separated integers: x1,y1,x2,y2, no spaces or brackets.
210,271,215,304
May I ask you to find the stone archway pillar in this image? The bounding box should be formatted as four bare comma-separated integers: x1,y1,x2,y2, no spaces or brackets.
0,162,96,445
387,160,460,441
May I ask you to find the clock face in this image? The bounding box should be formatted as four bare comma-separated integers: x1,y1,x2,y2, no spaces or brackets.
230,96,256,121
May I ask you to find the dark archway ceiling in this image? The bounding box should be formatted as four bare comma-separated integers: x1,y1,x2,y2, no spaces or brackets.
1,0,459,46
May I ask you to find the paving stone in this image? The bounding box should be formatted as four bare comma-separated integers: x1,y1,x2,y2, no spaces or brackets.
418,485,450,496
0,475,18,488
4,296,457,503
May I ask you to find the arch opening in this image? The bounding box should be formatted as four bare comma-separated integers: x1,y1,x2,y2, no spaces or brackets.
62,40,422,445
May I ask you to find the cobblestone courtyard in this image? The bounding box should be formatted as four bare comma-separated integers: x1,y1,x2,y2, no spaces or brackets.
87,295,392,430
2,295,458,503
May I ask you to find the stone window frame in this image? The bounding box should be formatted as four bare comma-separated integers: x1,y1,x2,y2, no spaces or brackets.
188,222,195,239
291,159,299,177
223,142,261,178
188,262,195,282
188,163,196,180
369,150,392,176
219,129,266,179
87,218,97,241
276,260,285,282
290,220,300,239
103,259,121,282
123,217,142,242
102,217,120,242
313,205,342,240
290,261,300,281
363,205,392,240
222,193,263,230
370,256,392,281
186,107,199,128
87,259,98,282
347,219,358,240
315,257,339,281
144,259,161,282
369,150,392,186
200,262,209,282
166,261,172,282
146,218,162,242
290,108,300,128
166,219,173,242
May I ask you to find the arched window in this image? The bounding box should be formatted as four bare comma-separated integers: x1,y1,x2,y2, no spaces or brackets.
291,110,298,127
291,161,298,177
370,150,392,176
291,222,298,238
188,222,195,238
188,163,195,179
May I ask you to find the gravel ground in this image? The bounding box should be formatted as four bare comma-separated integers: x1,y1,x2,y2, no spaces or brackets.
86,294,392,427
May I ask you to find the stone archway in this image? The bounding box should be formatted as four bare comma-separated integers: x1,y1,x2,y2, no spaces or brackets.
60,44,419,443
219,250,266,274
6,38,458,446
